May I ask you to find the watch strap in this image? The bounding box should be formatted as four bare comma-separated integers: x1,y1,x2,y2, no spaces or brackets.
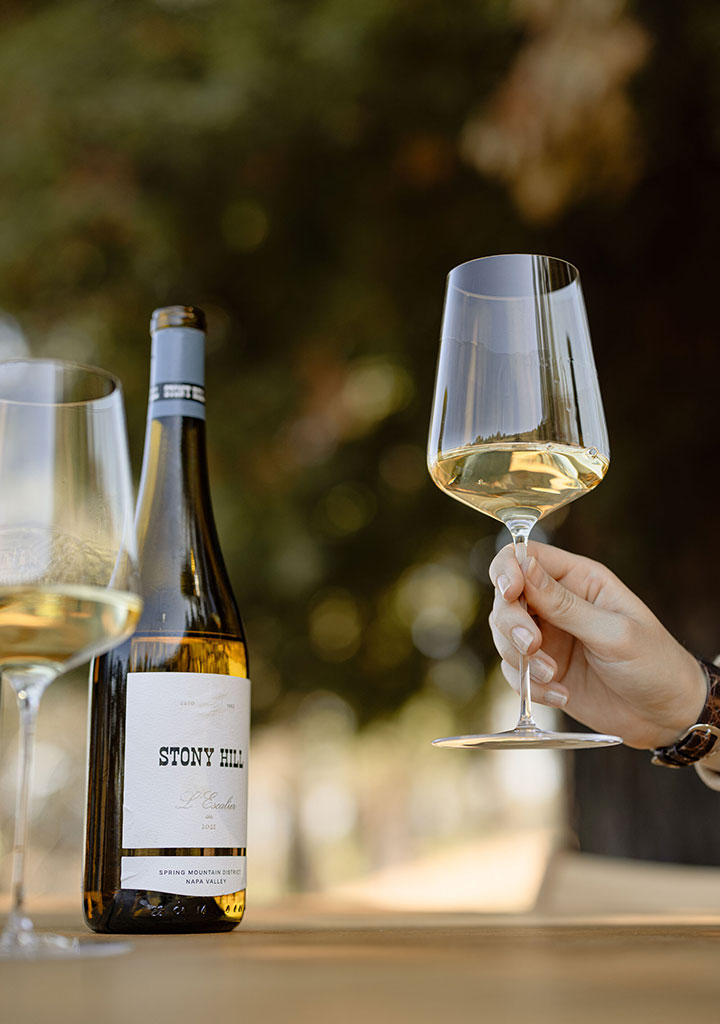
651,659,720,768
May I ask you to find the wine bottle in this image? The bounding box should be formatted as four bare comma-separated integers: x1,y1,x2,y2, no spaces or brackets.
83,306,250,934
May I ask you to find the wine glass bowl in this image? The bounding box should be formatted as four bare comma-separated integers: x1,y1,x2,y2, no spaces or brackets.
427,255,621,751
0,359,142,958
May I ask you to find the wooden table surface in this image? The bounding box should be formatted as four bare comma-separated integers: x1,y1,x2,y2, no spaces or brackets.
3,899,720,1024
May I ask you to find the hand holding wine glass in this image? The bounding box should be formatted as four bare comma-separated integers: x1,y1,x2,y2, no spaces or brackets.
428,254,621,750
488,540,708,751
0,359,142,958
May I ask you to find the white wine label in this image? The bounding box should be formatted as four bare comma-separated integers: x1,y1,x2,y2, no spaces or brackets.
122,672,250,849
121,855,246,896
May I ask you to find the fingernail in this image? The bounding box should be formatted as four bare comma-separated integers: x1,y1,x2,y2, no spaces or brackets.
545,689,568,708
496,573,511,598
511,626,534,653
530,655,555,683
522,556,547,589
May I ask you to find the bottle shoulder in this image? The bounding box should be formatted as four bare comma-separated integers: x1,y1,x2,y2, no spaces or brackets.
135,576,244,638
92,629,249,680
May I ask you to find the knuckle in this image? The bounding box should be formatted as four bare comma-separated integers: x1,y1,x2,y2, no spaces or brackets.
552,582,577,618
583,564,615,603
490,622,515,664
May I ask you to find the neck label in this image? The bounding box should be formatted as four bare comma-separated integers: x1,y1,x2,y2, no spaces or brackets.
149,326,206,420
150,382,206,405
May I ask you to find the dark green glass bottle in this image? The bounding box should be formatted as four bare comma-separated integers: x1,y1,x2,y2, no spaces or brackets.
84,306,250,933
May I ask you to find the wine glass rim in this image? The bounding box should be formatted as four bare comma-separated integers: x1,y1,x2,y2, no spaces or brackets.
0,357,121,407
447,253,580,300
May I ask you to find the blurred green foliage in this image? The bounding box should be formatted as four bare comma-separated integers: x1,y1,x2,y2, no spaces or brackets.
1,0,719,747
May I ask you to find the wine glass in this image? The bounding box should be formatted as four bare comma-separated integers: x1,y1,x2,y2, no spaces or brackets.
0,359,142,958
427,254,621,750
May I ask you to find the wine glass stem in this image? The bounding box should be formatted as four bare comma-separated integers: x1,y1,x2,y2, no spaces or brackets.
2,668,55,942
510,529,537,731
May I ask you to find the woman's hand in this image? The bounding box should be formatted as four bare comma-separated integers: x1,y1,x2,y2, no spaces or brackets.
488,541,707,750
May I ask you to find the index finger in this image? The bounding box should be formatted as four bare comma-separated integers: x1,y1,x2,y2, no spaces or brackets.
489,542,525,600
489,539,582,599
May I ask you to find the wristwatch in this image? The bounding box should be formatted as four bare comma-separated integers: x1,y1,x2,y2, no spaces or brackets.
651,659,720,768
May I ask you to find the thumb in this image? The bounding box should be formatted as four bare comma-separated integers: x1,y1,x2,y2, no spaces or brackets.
521,555,608,643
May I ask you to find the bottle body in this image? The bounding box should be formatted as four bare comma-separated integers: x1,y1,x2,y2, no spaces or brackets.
83,309,250,933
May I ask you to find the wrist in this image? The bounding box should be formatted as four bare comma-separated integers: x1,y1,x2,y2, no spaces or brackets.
652,658,720,768
655,652,709,747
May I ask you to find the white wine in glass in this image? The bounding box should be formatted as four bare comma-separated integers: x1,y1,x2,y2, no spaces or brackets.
0,360,142,958
427,254,621,750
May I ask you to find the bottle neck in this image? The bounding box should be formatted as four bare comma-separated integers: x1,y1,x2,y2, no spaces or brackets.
130,317,242,638
133,325,238,631
133,407,241,637
135,414,214,546
136,322,213,542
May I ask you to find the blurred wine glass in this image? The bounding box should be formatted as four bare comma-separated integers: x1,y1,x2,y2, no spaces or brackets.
0,359,142,958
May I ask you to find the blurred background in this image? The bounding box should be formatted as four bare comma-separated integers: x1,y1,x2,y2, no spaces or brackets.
2,0,720,913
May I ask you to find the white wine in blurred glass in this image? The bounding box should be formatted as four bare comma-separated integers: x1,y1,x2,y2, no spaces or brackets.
428,254,620,751
0,360,141,959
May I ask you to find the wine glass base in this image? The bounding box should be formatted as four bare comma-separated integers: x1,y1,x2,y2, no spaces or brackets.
0,930,132,960
432,729,623,750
